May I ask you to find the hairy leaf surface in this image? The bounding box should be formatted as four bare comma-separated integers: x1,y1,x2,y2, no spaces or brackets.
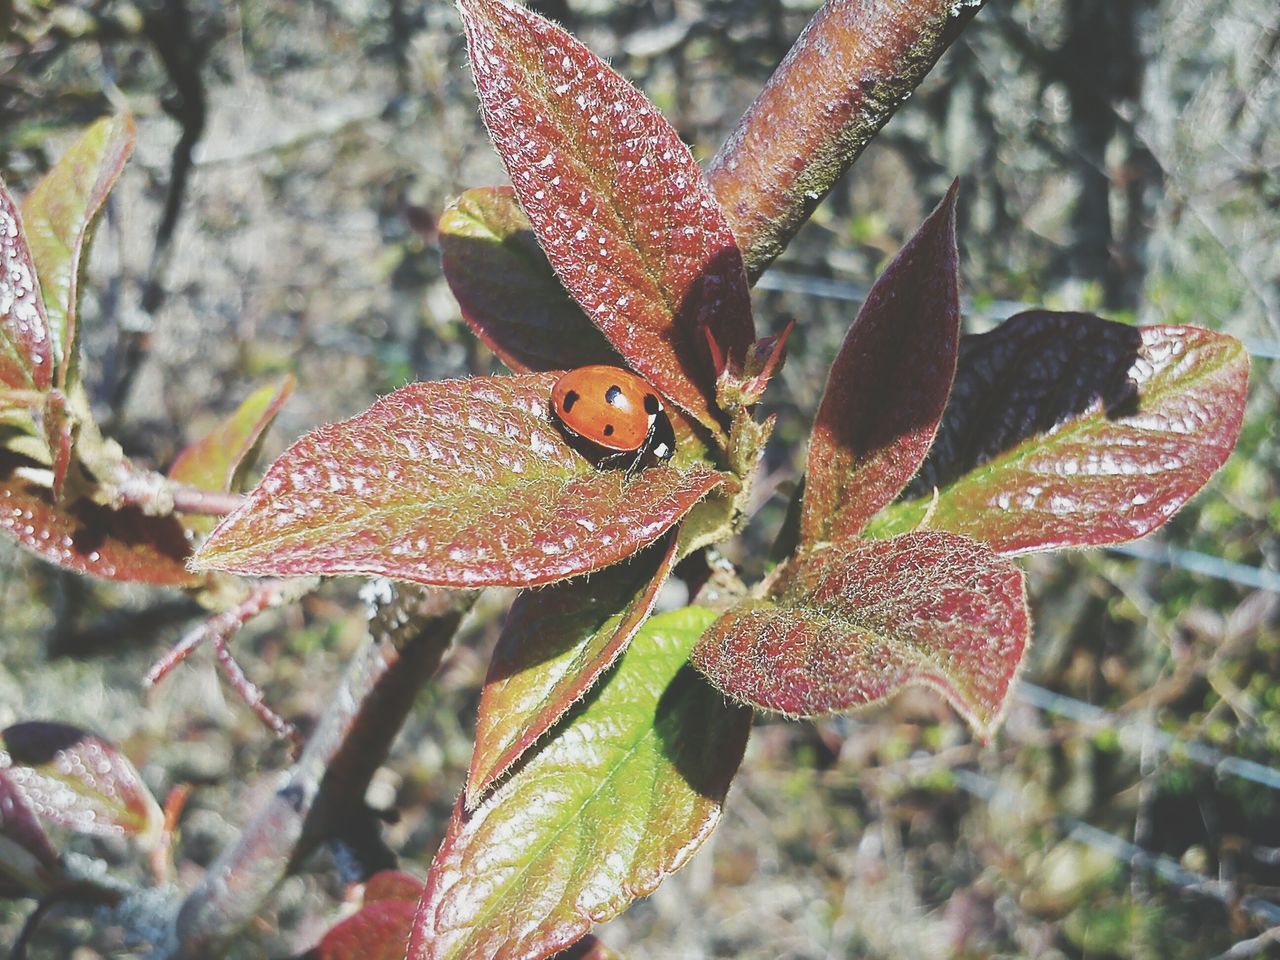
867,314,1249,554
467,531,678,807
408,607,751,960
1,722,163,846
21,114,134,385
193,375,723,587
692,532,1028,737
459,0,754,433
441,187,617,372
801,183,959,544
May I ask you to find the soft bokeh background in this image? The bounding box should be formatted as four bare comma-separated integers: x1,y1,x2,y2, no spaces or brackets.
2,0,1278,956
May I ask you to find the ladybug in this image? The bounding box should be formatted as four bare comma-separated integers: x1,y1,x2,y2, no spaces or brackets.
550,365,675,471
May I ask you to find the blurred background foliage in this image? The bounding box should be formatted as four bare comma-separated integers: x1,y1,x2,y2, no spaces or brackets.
1,0,1277,956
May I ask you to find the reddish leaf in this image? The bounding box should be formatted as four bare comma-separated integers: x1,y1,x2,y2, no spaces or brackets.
868,314,1250,555
308,869,426,959
21,113,135,386
408,607,750,960
459,0,754,434
440,187,618,373
169,375,294,500
0,450,198,585
0,179,52,392
467,531,679,807
193,375,724,588
1,722,164,846
0,770,59,899
801,182,959,545
363,870,425,904
691,532,1029,737
311,900,418,960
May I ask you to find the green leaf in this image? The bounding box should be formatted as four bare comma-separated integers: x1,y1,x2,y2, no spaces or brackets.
0,178,53,393
169,376,295,494
441,187,619,373
801,182,959,545
466,531,678,807
1,722,164,848
193,375,724,588
407,607,752,960
21,113,135,388
458,0,755,436
865,313,1250,555
692,531,1029,738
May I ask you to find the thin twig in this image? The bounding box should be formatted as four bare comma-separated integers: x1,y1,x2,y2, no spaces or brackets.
144,580,289,687
211,632,300,747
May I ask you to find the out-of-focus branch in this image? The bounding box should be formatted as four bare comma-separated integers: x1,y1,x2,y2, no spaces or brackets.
167,583,475,959
707,0,987,280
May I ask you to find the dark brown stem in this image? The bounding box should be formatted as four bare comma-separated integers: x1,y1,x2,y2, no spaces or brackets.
707,0,988,280
169,584,475,959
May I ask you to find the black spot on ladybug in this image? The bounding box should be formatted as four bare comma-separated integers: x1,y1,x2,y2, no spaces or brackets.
605,385,623,405
561,390,579,412
603,424,615,436
643,393,660,415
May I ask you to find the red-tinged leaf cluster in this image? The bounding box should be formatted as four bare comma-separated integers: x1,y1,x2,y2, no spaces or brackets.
408,608,751,960
0,722,164,847
440,187,617,373
869,312,1250,554
458,0,754,434
693,532,1028,736
801,182,959,544
467,531,679,806
193,375,723,587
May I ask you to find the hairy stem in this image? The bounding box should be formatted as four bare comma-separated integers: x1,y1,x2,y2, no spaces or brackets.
708,0,987,280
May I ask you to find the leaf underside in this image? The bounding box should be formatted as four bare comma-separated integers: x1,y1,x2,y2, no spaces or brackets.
868,312,1250,555
408,607,752,960
193,375,723,588
459,0,754,433
467,530,679,807
440,187,619,373
802,181,960,544
692,531,1029,737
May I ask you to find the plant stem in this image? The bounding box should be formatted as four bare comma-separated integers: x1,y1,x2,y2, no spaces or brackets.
708,0,987,280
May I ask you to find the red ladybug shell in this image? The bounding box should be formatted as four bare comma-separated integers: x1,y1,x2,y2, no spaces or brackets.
550,365,671,460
